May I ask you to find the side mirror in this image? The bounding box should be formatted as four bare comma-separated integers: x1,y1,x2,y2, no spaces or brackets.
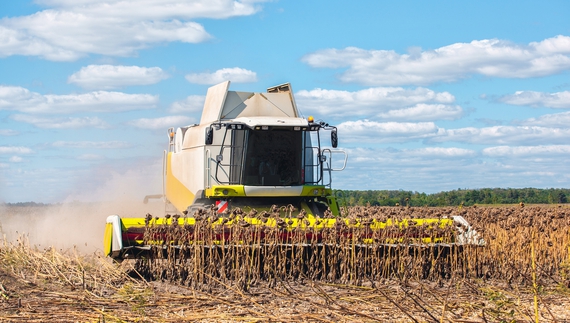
331,129,338,148
205,126,213,145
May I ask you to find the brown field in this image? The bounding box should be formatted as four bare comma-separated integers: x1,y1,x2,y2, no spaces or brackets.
1,204,569,322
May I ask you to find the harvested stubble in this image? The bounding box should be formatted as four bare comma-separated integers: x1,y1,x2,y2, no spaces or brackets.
2,205,570,322
137,205,570,291
2,234,570,323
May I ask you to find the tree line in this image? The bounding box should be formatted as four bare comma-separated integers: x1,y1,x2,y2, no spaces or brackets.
3,188,569,208
1,201,55,207
335,188,569,207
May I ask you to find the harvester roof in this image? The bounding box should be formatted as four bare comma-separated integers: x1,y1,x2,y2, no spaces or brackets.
200,81,299,125
231,116,308,128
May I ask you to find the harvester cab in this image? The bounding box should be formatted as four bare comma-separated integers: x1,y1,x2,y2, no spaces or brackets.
164,81,347,217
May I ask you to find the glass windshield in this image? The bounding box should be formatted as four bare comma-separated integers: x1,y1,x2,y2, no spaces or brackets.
242,129,303,186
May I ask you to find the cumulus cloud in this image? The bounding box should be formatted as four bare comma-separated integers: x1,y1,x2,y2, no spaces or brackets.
402,147,476,158
0,146,32,154
339,119,570,146
169,95,205,113
127,115,195,130
517,111,570,128
185,67,257,84
9,156,23,162
336,146,484,192
0,146,33,154
302,35,570,86
0,129,19,136
348,146,475,163
34,0,261,19
477,118,504,126
296,87,455,118
431,125,570,145
376,104,464,121
0,1,263,61
338,120,438,143
335,145,570,192
76,154,105,160
68,65,170,89
11,114,109,129
52,141,130,149
483,145,570,157
497,90,570,108
0,86,158,114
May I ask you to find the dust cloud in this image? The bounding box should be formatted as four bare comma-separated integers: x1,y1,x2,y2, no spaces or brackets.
0,160,165,254
1,200,165,255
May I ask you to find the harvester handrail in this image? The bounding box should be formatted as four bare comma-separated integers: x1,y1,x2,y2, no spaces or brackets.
320,148,347,187
322,148,348,172
205,149,211,188
206,150,222,188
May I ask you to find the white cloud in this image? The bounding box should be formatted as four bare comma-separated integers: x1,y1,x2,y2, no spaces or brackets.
169,95,205,113
337,146,483,192
497,91,570,108
185,67,257,84
517,111,570,128
68,65,170,90
127,115,195,130
483,145,570,157
11,114,109,129
76,154,105,160
335,146,570,192
1,17,210,61
376,104,464,121
476,118,504,126
296,87,455,118
302,35,570,85
52,141,130,149
338,120,438,143
9,156,23,162
403,147,476,158
0,1,264,61
338,119,570,146
431,125,570,145
0,86,158,114
34,0,261,19
0,146,33,154
0,25,80,61
0,129,19,136
346,146,476,164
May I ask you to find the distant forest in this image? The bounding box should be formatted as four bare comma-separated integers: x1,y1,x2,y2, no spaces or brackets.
335,188,570,207
3,188,569,207
1,202,55,207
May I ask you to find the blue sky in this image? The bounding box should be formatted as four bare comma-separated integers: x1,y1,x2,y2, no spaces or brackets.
1,0,570,203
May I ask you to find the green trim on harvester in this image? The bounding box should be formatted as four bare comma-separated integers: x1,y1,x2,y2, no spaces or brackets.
205,185,247,197
205,184,332,198
300,185,331,197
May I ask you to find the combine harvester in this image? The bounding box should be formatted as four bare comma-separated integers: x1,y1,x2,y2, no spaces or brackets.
104,81,484,285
